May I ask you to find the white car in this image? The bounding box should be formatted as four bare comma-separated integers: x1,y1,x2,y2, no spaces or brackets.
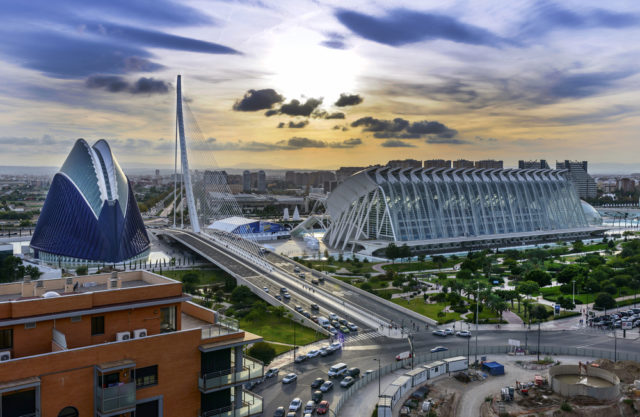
306,349,320,358
330,342,342,351
432,329,447,337
289,398,302,412
329,313,339,321
304,400,315,414
263,287,269,293
456,330,472,337
282,373,297,384
444,328,454,335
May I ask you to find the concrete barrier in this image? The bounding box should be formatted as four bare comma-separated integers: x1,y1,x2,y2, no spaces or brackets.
549,364,620,400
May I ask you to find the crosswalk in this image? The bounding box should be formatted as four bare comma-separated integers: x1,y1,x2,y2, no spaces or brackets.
341,330,385,345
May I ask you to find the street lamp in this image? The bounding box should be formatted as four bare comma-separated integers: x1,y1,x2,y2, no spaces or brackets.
373,358,382,397
475,281,480,365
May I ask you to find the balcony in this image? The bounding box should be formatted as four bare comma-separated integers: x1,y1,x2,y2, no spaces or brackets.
200,389,262,417
96,381,136,414
95,360,136,415
199,356,264,392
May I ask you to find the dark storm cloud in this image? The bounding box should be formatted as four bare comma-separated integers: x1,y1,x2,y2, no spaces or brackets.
334,93,363,107
85,75,171,94
312,111,345,119
381,140,415,148
544,70,634,100
233,89,284,111
282,137,327,149
330,138,362,148
277,120,309,129
425,137,468,145
335,8,508,47
519,2,640,39
278,98,323,117
352,116,459,141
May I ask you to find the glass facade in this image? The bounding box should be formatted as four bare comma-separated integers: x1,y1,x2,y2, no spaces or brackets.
325,167,597,250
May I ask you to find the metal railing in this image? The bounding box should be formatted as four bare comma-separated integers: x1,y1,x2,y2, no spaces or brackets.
201,315,241,339
200,389,263,417
333,345,640,416
96,381,136,414
199,356,264,392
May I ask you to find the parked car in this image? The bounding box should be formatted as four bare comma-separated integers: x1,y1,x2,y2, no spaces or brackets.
294,354,307,363
280,287,288,293
347,322,358,331
443,328,454,335
396,351,412,361
339,325,350,334
432,329,447,337
456,330,472,337
319,347,330,357
341,376,355,388
364,369,374,375
282,373,297,384
294,267,300,273
311,315,319,323
311,378,325,388
265,368,279,378
331,320,340,328
286,412,295,417
329,327,338,335
274,407,286,417
346,367,360,378
431,346,448,353
304,400,315,414
320,381,334,392
312,390,323,403
317,400,330,414
306,349,320,358
289,398,302,412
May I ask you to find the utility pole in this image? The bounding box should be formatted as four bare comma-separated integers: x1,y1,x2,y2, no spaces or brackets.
572,280,575,306
373,358,381,397
475,281,480,365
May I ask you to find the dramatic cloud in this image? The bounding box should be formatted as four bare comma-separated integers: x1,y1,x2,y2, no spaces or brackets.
277,120,309,129
335,93,363,107
425,137,468,145
186,136,364,152
276,98,323,117
352,117,458,140
381,139,415,148
335,8,507,47
330,138,362,148
313,110,345,119
233,89,284,111
86,75,171,95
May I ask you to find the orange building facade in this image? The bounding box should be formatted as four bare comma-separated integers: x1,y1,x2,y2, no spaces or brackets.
0,271,263,417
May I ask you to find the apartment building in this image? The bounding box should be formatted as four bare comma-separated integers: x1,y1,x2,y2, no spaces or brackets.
0,271,263,417
556,160,597,199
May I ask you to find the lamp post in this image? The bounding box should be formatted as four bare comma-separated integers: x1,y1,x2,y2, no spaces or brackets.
475,281,479,365
373,358,381,397
467,323,471,365
572,280,575,306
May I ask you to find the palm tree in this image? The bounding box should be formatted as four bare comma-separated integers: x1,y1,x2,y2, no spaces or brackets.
531,305,549,361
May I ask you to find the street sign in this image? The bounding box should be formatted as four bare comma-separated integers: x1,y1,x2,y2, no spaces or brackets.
554,305,560,315
622,321,633,330
508,339,520,347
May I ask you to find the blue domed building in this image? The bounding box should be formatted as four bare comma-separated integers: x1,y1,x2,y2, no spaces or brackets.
31,139,150,264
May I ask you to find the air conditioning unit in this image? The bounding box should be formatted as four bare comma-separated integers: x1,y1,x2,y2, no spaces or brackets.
0,351,11,361
116,331,131,341
133,329,147,338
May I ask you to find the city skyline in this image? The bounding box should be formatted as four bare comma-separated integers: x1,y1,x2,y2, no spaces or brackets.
1,1,639,171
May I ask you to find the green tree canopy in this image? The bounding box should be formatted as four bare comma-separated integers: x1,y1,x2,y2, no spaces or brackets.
594,292,616,310
524,270,551,287
248,342,277,365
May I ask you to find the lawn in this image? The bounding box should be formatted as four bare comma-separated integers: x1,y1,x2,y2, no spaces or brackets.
239,313,326,346
391,298,461,324
162,268,231,285
383,258,459,273
511,301,579,322
266,343,293,356
540,285,637,304
309,260,378,274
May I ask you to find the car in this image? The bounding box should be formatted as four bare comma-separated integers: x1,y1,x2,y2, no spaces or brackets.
443,328,454,335
303,311,311,318
275,295,282,301
317,400,330,414
364,369,374,376
318,276,325,283
265,368,279,378
347,323,358,331
304,414,312,417
306,349,320,358
311,377,325,388
396,351,412,361
431,346,449,353
299,273,306,280
274,407,286,417
330,342,342,351
432,329,447,337
311,279,319,285
294,354,307,363
320,380,334,392
294,267,300,273
328,313,339,321
311,303,320,311
289,398,302,412
282,373,297,384
319,347,330,357
311,315,319,323
304,400,315,414
295,305,303,313
283,292,291,299
341,376,355,387
329,327,338,335
286,413,295,417
456,330,472,337
346,367,360,378
280,287,288,293
331,320,340,328
339,318,349,326
312,390,323,403
263,287,269,293
339,325,350,334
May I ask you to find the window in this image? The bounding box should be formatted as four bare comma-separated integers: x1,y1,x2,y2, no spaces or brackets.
58,406,79,417
160,306,176,333
0,329,12,350
91,316,105,335
136,365,158,388
25,322,36,329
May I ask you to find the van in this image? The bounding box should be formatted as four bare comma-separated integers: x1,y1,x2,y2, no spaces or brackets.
396,351,412,361
328,363,348,378
317,317,330,327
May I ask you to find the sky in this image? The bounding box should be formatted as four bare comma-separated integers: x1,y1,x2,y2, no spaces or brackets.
0,0,639,172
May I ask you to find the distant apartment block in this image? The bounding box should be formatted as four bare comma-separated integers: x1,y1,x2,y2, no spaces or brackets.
474,159,503,169
387,159,422,169
556,160,597,199
424,159,452,169
452,159,474,169
285,170,336,188
617,177,636,193
257,170,266,193
242,170,251,193
518,160,550,169
0,271,263,416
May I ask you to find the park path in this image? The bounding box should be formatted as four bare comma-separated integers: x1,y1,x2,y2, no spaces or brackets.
502,310,524,325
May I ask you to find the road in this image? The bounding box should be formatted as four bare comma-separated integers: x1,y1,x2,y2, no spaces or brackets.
255,327,640,416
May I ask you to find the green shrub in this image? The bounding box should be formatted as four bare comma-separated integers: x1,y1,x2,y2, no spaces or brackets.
560,402,572,411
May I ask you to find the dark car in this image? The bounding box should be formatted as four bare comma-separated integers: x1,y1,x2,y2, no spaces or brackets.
311,303,320,311
311,378,325,388
340,376,355,388
312,390,323,403
346,367,360,378
274,407,286,417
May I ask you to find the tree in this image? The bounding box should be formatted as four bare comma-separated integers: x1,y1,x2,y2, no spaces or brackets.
572,240,585,253
0,256,24,283
399,244,411,260
531,305,549,361
432,255,447,269
224,276,237,292
516,281,540,300
557,296,575,310
385,243,400,263
24,265,42,280
456,269,473,280
76,265,88,276
594,292,616,311
248,342,277,365
181,273,199,294
524,270,551,288
557,264,584,284
230,285,254,306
